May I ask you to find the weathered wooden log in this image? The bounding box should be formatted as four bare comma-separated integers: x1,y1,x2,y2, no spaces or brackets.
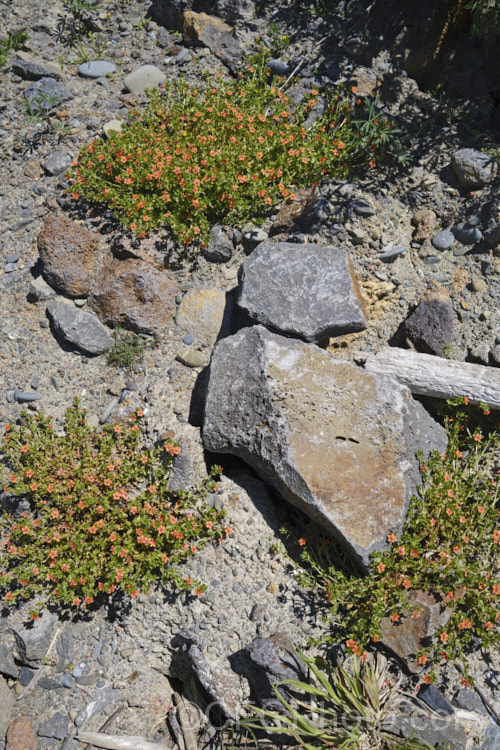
354,348,500,410
76,732,170,750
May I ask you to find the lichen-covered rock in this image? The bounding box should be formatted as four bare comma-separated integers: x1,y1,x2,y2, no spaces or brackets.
176,287,227,345
203,326,447,569
236,242,368,343
182,11,244,71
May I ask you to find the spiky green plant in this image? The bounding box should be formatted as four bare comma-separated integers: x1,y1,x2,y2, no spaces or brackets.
242,651,431,750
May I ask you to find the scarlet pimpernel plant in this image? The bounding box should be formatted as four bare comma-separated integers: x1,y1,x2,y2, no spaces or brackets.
0,401,227,618
68,50,406,245
291,399,499,683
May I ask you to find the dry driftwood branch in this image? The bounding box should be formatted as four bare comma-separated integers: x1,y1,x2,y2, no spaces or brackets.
354,348,500,410
76,732,171,750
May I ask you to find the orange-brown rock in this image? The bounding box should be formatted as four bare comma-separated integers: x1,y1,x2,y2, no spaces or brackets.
380,590,451,672
90,257,177,334
6,717,37,750
37,215,99,298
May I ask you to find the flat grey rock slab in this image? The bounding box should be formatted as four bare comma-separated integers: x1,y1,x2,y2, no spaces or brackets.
236,242,368,342
11,59,60,80
203,325,446,569
79,61,116,78
46,301,113,356
123,65,166,94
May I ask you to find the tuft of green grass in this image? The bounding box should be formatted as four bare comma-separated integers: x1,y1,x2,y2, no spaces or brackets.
0,29,29,69
107,327,155,372
289,398,499,684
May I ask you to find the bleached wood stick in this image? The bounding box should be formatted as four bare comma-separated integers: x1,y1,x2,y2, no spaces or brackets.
76,732,171,750
354,348,500,410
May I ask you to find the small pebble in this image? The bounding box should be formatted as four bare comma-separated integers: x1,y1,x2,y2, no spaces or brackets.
51,375,60,391
471,277,487,293
72,665,82,678
182,333,195,345
431,230,454,250
379,245,406,261
6,254,19,264
4,263,17,273
60,674,74,689
99,398,118,424
15,391,43,402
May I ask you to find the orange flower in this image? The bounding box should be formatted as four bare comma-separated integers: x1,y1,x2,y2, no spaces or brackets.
298,538,306,546
387,534,396,543
390,613,400,622
377,562,386,573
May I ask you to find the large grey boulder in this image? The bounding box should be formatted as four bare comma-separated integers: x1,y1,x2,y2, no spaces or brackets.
46,302,113,356
203,326,446,570
236,242,368,342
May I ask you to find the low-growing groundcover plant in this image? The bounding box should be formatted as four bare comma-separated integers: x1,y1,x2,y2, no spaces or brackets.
290,399,499,684
68,50,407,245
0,401,229,618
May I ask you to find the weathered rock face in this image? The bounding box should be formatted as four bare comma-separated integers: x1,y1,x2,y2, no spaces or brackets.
203,326,447,569
90,257,177,334
6,716,38,750
451,148,496,191
149,0,254,32
182,11,244,71
379,590,451,671
37,215,99,298
236,242,368,343
269,188,323,237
